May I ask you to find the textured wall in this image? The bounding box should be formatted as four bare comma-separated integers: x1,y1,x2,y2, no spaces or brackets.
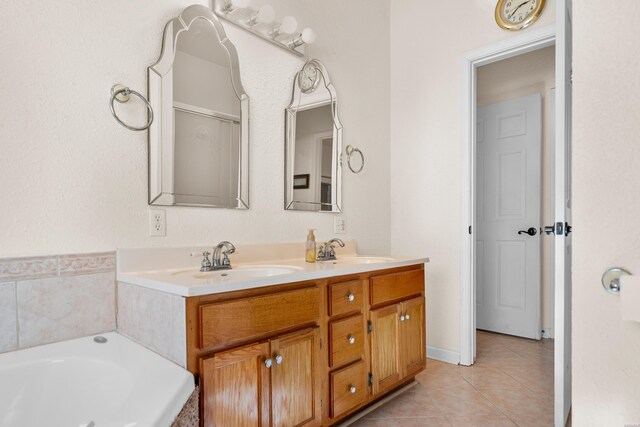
0,0,390,257
389,0,556,353
572,1,640,424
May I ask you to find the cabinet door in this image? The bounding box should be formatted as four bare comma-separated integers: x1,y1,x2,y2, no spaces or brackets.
270,327,321,427
200,342,271,427
400,296,426,378
370,303,402,396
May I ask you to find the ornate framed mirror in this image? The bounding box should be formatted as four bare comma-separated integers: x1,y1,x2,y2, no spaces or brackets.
285,59,343,212
148,5,249,209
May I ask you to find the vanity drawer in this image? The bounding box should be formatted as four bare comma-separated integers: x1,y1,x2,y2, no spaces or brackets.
370,269,424,306
330,360,367,419
328,280,364,317
199,287,319,349
329,314,364,367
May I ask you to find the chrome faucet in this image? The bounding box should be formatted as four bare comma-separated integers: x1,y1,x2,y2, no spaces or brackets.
317,238,345,261
212,241,236,270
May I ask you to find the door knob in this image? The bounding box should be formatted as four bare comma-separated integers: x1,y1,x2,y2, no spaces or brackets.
518,227,537,236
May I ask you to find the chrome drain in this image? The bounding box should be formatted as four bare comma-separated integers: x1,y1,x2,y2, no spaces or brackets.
93,336,108,344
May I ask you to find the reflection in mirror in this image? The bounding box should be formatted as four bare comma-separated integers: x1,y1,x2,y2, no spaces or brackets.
148,5,249,208
285,60,342,212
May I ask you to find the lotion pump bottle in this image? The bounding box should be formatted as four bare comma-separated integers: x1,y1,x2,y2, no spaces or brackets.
305,229,317,263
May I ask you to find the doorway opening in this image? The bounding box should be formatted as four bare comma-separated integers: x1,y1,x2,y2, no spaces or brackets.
459,13,573,426
475,46,555,342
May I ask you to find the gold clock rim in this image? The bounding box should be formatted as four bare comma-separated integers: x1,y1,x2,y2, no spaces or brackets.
495,0,546,31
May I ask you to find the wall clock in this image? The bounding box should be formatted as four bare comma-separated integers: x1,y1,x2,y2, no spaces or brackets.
298,60,321,94
495,0,546,31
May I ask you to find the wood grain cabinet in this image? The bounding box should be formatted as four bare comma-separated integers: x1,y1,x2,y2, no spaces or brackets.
187,264,426,427
201,328,321,427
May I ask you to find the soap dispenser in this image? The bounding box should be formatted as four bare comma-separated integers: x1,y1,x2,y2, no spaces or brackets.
305,229,317,263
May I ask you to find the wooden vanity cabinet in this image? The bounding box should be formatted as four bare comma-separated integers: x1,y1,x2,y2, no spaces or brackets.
200,327,321,427
369,271,426,397
187,264,426,427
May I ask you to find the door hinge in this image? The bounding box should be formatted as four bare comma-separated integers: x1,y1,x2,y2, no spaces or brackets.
368,372,374,386
468,225,472,234
367,320,372,333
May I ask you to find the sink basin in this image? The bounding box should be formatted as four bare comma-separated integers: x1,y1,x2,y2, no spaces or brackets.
185,265,304,280
323,256,395,265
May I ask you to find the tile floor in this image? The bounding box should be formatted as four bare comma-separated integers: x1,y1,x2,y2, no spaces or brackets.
351,330,554,427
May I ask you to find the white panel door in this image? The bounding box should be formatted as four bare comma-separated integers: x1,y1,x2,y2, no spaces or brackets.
555,0,572,425
476,94,542,340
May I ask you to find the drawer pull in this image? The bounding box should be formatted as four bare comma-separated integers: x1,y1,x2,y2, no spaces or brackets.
349,385,357,394
347,335,355,345
264,358,273,369
275,354,283,365
347,293,355,302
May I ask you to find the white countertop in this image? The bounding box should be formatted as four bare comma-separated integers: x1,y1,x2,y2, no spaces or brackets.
117,246,429,297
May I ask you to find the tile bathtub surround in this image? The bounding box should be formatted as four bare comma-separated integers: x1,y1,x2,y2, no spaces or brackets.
117,281,187,367
351,330,554,427
17,273,116,348
0,252,117,353
0,252,115,280
0,282,18,353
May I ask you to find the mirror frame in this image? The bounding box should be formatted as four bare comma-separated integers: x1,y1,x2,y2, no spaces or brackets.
285,60,343,212
147,4,250,209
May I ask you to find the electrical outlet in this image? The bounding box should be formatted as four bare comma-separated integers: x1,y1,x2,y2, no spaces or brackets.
334,216,346,234
149,209,166,237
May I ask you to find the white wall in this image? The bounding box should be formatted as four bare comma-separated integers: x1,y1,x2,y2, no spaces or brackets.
0,0,390,258
477,46,556,336
389,0,556,353
572,1,640,424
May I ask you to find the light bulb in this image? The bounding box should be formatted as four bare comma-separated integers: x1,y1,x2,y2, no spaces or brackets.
247,4,275,26
300,27,316,44
280,16,297,34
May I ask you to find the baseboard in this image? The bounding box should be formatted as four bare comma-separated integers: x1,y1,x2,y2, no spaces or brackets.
426,346,460,365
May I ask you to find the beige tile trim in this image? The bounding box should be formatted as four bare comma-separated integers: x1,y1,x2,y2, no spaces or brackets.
59,252,115,276
0,252,115,281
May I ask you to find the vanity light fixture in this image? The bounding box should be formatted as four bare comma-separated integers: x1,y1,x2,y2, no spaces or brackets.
211,0,314,57
269,16,297,39
289,27,316,49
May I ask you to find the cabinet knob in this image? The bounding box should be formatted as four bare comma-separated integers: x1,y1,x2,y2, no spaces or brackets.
349,385,357,394
275,354,283,365
347,335,355,345
405,313,410,320
400,315,406,322
347,293,355,302
264,358,273,369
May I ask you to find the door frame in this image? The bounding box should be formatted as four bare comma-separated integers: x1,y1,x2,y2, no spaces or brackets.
459,24,556,366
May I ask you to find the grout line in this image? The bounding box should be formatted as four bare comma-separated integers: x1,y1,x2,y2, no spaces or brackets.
14,281,20,349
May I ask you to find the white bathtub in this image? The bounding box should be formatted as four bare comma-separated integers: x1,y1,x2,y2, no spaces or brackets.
0,332,194,427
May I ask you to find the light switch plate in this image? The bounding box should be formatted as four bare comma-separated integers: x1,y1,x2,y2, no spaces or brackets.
334,216,346,234
149,209,166,237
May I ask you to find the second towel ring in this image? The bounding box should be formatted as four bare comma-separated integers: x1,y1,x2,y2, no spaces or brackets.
346,145,365,174
109,84,154,131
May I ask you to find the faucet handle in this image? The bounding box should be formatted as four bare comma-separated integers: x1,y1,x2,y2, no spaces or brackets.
191,251,212,271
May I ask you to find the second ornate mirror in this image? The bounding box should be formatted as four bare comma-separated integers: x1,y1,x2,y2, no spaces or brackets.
285,60,343,212
148,5,249,209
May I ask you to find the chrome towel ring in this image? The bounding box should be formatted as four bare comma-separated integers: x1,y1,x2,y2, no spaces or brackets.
345,145,364,174
109,84,154,131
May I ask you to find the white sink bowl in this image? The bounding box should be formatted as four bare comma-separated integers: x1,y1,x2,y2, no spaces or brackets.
323,256,395,265
174,265,304,280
